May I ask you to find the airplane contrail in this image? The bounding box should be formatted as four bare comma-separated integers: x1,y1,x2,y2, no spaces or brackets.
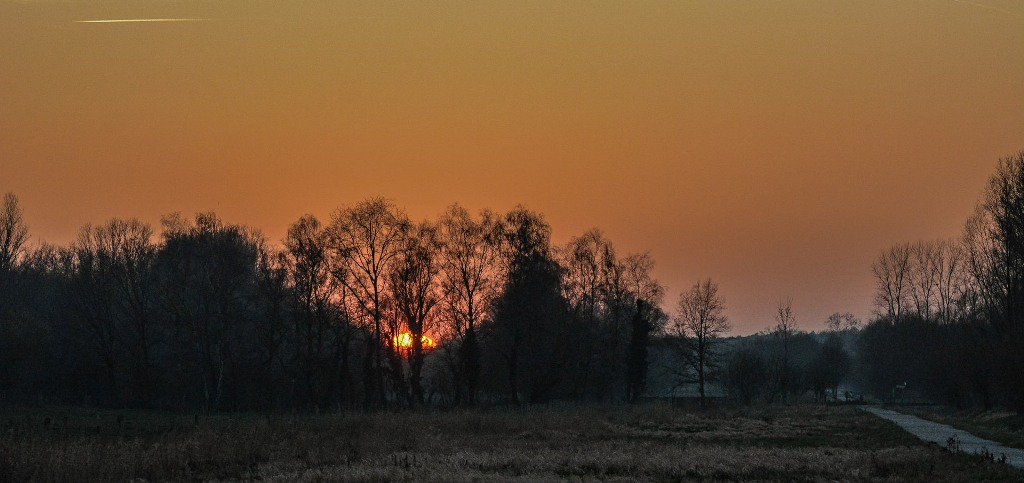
74,18,212,24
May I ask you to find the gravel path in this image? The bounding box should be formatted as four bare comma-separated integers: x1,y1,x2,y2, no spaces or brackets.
862,406,1024,469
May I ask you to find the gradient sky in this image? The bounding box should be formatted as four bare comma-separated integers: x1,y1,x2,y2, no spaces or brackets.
2,0,1022,334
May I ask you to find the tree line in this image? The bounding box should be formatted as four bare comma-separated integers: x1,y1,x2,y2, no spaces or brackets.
861,151,1024,411
0,198,686,411
2,150,1020,412
0,192,880,413
693,151,1024,412
707,151,1024,412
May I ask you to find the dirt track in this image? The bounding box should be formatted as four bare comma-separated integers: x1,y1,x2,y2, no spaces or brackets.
863,406,1024,469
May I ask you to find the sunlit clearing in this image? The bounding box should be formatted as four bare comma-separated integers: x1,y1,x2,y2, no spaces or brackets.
393,332,436,350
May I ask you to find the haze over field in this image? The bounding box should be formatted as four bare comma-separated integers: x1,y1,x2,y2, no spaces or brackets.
2,0,1022,333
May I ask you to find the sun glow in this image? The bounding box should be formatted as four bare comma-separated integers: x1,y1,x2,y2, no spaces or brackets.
392,332,436,350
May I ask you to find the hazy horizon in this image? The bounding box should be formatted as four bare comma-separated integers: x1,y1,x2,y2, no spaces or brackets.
3,0,1023,334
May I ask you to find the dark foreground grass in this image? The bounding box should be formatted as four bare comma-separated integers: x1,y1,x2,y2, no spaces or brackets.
1,404,1020,482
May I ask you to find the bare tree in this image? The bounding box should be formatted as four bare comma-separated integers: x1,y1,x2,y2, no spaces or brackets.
672,278,729,409
773,298,797,401
284,214,351,409
437,204,499,405
983,151,1024,328
389,221,441,406
66,223,123,404
64,219,158,405
934,239,967,323
98,218,157,405
824,312,860,332
963,207,1004,321
621,252,665,403
561,229,613,319
621,252,665,308
559,228,620,399
980,151,1024,413
0,193,31,390
326,198,410,408
873,243,911,321
0,193,29,273
907,240,941,320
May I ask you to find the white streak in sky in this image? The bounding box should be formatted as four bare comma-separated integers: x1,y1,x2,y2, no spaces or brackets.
74,18,211,24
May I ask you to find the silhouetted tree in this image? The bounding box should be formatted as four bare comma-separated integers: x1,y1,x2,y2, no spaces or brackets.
963,208,1004,322
625,299,655,403
824,312,860,332
96,219,158,406
253,246,291,409
437,204,499,405
0,193,29,274
284,215,351,410
488,207,569,404
772,298,797,402
672,278,729,409
621,253,665,312
985,151,1024,327
389,221,441,406
155,212,264,411
873,243,911,322
65,223,128,405
327,198,410,408
934,239,969,323
0,193,31,397
560,228,628,400
61,219,164,407
982,151,1024,411
907,240,941,320
878,239,971,324
620,252,666,403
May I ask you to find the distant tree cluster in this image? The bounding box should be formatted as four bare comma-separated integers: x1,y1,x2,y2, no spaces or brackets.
715,303,856,407
861,151,1024,411
707,152,1024,411
0,197,679,411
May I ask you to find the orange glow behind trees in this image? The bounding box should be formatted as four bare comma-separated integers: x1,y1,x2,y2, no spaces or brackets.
393,332,436,351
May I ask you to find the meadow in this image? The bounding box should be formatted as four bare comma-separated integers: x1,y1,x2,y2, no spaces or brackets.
1,404,1020,482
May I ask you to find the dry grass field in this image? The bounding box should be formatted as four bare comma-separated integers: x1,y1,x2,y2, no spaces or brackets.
1,404,1020,482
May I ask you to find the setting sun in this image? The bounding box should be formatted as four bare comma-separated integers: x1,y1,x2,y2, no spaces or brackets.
392,332,436,351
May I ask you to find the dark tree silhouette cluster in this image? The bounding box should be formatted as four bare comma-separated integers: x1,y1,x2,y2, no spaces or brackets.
713,153,1024,410
861,151,1024,411
0,197,671,411
5,151,1019,412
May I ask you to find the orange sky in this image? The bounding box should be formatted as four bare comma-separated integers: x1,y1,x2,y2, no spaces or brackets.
2,0,1022,334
